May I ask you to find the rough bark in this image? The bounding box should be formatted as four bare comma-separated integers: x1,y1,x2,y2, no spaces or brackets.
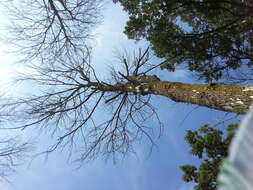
92,76,253,114
150,81,253,114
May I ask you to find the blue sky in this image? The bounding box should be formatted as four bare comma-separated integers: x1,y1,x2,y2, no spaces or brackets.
0,2,240,190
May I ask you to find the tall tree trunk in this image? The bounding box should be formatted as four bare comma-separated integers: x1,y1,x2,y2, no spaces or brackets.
149,81,253,114
93,76,253,114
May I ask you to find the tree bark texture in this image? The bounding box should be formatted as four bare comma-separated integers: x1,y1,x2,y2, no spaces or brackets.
92,76,253,114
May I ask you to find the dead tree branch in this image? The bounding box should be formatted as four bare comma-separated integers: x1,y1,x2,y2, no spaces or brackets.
3,48,163,163
2,0,103,63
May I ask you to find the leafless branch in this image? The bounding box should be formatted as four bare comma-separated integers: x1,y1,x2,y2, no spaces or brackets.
2,0,103,64
3,47,163,163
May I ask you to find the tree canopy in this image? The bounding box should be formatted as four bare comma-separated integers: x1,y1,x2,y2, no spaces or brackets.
180,123,238,190
113,0,253,82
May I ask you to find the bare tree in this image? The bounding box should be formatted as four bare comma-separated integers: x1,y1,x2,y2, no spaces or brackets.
2,0,102,63
3,48,163,162
2,47,252,163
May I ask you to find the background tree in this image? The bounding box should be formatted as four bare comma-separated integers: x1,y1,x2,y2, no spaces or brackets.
2,0,102,64
180,123,238,190
0,104,32,180
0,136,31,180
113,0,253,82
